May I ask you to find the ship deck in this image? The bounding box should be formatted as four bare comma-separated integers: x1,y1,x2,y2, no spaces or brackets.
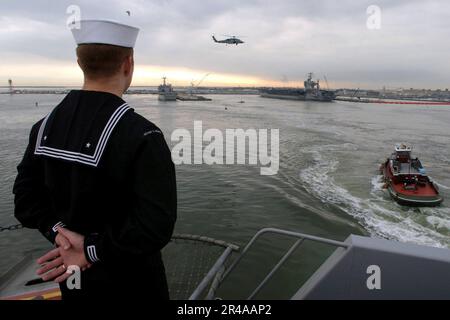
390,181,439,197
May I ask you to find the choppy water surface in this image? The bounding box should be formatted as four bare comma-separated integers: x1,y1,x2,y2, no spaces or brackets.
1,93,449,298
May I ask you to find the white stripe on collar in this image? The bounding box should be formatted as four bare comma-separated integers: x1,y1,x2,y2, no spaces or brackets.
34,103,130,167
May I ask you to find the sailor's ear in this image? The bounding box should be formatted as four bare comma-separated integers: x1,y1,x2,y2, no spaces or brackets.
127,55,134,68
123,55,133,76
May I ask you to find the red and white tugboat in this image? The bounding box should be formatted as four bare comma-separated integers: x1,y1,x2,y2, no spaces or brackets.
381,145,443,207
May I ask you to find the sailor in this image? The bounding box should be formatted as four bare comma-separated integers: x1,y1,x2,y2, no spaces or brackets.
13,19,177,300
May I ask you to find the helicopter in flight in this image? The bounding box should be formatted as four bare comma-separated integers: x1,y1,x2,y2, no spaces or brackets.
212,35,245,45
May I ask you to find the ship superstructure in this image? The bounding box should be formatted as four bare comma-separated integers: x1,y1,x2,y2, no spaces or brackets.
158,77,178,101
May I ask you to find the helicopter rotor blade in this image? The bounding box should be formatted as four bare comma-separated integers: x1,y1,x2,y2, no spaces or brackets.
221,35,247,38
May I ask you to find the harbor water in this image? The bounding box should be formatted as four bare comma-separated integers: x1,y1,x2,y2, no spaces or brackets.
1,93,449,298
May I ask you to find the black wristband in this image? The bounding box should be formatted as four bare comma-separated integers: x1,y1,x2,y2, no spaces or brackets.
84,233,101,264
43,221,66,244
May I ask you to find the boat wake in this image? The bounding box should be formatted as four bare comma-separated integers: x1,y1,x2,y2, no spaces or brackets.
299,144,450,248
434,181,450,190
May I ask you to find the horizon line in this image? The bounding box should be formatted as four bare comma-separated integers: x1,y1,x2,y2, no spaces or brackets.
1,85,449,91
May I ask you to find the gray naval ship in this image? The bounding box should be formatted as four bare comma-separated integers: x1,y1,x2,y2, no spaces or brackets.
261,73,335,102
158,77,178,101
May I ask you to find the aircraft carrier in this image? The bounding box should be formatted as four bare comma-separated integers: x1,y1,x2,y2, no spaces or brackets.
260,73,335,102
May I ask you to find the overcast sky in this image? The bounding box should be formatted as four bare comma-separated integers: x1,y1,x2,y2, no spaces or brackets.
1,0,449,88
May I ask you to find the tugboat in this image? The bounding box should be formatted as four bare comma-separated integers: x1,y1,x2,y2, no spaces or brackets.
158,77,178,101
381,145,443,206
260,73,335,102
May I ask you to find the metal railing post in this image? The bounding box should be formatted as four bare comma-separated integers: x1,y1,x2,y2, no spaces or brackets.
247,238,304,299
205,265,225,300
189,246,233,300
219,228,349,300
221,228,273,282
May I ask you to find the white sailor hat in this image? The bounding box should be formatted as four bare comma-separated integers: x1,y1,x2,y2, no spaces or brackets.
70,20,139,48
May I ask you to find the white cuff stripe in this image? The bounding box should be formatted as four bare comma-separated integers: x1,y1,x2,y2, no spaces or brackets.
87,245,100,263
52,221,66,233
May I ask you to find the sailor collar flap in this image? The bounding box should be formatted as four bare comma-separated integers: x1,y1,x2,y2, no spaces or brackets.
34,100,131,167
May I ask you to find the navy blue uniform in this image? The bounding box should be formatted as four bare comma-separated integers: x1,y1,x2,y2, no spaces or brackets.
13,90,177,299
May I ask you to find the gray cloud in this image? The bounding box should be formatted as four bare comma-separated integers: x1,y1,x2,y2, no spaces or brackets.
1,0,449,88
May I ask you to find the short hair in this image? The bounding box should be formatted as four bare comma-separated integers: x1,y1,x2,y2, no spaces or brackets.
76,44,133,79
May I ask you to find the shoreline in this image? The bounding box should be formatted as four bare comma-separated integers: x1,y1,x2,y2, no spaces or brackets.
3,90,450,104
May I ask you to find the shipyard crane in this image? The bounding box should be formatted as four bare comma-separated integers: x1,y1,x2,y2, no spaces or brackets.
323,75,330,90
351,88,361,99
190,73,210,94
